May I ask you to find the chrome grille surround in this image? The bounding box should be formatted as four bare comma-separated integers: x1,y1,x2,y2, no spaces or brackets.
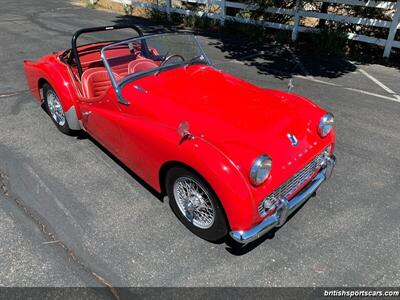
258,151,325,217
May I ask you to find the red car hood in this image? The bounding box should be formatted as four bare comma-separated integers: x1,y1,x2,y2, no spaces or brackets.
122,65,329,183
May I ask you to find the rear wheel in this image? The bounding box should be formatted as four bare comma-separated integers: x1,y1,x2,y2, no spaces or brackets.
43,83,73,135
166,167,228,242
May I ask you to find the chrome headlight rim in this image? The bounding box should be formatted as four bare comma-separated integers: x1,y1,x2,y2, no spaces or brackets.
318,112,334,138
249,154,272,186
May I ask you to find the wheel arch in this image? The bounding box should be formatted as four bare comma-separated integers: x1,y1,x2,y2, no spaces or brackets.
38,78,49,101
24,57,81,130
159,160,209,196
39,74,81,130
159,160,231,229
157,136,257,231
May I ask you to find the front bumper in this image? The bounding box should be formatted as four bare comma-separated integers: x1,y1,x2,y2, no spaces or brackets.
230,154,336,244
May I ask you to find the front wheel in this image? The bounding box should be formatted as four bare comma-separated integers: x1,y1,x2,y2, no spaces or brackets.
43,83,73,135
166,167,228,242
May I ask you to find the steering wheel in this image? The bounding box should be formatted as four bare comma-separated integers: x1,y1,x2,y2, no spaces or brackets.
160,54,185,67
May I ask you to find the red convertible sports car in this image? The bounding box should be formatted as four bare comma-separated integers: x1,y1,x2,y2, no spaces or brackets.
23,25,336,244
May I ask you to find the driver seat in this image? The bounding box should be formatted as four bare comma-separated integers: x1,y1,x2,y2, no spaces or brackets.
81,67,121,98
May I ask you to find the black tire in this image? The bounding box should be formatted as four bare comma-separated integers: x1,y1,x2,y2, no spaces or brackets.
166,167,228,242
43,83,73,135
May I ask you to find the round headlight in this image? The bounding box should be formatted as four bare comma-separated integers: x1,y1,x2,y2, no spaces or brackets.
318,113,334,137
249,155,272,186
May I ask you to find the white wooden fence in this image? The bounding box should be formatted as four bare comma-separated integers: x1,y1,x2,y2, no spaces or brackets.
114,0,400,58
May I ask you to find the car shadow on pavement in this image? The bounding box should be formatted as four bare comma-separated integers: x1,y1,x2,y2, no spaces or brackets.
75,131,165,203
210,39,357,80
40,104,162,202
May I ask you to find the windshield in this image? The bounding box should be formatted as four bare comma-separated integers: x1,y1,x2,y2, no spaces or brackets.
101,33,211,90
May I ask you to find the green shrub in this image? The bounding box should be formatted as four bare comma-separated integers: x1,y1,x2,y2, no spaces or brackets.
223,21,265,43
85,0,96,9
311,28,348,55
171,13,184,24
123,3,134,15
182,14,217,29
147,9,168,22
273,30,291,45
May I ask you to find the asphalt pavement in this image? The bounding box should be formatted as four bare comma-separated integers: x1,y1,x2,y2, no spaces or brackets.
0,0,399,295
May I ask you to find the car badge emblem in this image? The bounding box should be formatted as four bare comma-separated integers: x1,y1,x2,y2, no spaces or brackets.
287,133,298,147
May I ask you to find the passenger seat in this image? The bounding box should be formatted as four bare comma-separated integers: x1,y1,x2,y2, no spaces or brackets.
81,67,121,98
128,58,158,74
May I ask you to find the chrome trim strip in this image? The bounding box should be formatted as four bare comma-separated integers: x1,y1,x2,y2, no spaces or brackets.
64,106,81,130
230,155,336,244
258,150,326,217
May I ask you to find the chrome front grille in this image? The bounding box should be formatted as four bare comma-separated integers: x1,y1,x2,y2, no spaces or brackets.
258,151,325,216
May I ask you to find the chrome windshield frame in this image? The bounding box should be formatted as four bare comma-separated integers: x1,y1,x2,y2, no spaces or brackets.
100,33,212,105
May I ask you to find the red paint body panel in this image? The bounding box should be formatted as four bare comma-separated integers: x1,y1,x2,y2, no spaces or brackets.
24,53,79,112
119,66,335,229
23,50,335,232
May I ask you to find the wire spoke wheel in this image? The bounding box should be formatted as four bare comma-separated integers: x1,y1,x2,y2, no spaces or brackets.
46,90,66,127
173,177,215,229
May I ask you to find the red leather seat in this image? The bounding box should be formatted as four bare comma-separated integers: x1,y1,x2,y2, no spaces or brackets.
128,58,158,74
81,67,121,98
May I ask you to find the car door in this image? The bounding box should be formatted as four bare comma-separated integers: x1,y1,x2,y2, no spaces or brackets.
114,85,169,186
79,89,123,157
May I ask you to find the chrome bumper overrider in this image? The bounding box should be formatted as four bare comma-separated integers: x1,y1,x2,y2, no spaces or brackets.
230,154,336,244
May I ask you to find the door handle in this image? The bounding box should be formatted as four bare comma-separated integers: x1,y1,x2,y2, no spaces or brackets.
82,111,92,116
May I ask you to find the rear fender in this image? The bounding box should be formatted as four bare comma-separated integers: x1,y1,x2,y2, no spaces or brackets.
23,57,81,130
23,60,44,102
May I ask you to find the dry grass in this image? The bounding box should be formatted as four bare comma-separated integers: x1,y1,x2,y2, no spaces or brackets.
73,0,150,17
